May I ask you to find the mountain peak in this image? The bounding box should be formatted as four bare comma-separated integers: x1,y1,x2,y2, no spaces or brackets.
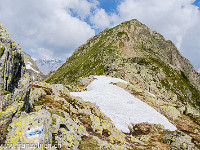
46,18,200,89
45,19,200,128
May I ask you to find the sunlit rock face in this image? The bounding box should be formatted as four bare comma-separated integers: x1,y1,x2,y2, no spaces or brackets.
0,23,31,143
0,23,25,92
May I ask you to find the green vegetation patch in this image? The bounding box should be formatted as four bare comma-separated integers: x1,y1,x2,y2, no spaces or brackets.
127,57,151,66
148,57,200,108
78,135,100,150
0,123,10,144
117,31,130,41
45,29,119,86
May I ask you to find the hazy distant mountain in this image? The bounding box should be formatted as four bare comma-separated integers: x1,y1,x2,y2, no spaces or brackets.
35,59,64,75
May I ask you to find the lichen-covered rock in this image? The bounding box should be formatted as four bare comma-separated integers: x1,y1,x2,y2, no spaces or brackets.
6,109,52,149
0,74,30,126
162,131,198,150
0,23,25,92
52,113,87,149
29,88,46,108
139,135,150,142
129,122,165,136
31,81,70,97
90,114,127,144
185,104,200,120
0,23,31,144
51,84,70,96
92,136,130,150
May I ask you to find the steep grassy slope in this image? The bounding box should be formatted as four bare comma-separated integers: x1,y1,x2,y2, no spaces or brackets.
45,19,200,123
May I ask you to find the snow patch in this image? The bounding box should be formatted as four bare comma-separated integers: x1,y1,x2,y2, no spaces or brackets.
26,62,39,73
71,76,177,132
148,92,156,97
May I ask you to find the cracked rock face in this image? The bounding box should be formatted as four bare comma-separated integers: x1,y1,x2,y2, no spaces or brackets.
0,23,25,92
0,23,31,143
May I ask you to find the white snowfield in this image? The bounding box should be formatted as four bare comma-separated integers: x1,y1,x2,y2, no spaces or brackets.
71,76,177,133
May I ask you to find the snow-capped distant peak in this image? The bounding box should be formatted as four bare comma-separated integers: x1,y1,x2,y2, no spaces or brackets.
71,76,177,133
35,59,64,75
32,58,38,61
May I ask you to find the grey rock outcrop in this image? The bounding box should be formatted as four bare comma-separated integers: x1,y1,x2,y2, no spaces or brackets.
0,23,31,143
0,23,25,92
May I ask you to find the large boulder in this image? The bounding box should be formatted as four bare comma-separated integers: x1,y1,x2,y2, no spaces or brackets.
6,109,53,149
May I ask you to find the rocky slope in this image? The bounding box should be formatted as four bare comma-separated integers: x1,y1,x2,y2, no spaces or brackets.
23,51,45,81
45,19,200,126
44,19,200,148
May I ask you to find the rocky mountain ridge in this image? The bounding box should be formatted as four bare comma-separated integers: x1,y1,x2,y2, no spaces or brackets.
46,19,200,125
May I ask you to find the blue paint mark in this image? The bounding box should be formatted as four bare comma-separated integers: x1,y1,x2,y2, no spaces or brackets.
26,129,43,137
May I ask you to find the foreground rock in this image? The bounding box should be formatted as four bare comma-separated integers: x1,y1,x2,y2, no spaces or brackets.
0,23,31,144
162,131,198,150
3,80,198,149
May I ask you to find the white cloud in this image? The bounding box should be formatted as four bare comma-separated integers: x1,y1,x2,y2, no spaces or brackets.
65,0,99,19
89,0,200,69
30,48,54,60
0,0,96,60
90,8,111,29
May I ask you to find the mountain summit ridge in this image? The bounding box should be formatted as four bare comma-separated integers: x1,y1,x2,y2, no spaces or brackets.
45,18,200,132
46,19,200,89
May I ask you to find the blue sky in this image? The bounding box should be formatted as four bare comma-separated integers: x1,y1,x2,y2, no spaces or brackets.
193,0,200,8
99,0,119,13
0,0,200,72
